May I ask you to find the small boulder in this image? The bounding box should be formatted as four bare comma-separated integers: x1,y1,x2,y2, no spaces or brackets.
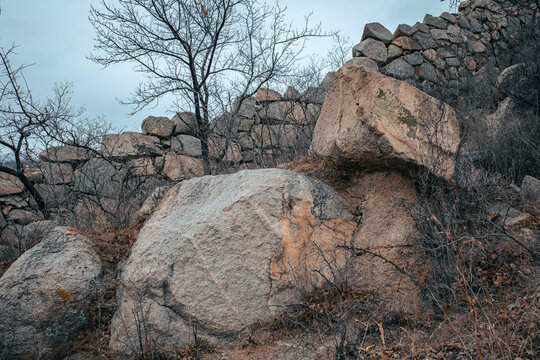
383,59,415,80
172,112,199,136
0,226,101,359
39,145,91,163
352,39,387,64
256,88,282,102
161,152,204,181
423,14,448,29
141,116,175,138
392,36,422,51
170,135,203,157
0,173,24,196
362,22,393,44
393,24,417,38
101,132,164,158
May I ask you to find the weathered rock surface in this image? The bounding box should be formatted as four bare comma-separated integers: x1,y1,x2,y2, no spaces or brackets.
521,175,540,215
353,39,387,64
102,132,164,158
256,88,282,102
39,145,92,163
141,116,175,138
311,64,460,179
0,227,101,359
170,135,203,157
172,112,199,136
40,162,73,185
346,171,424,314
162,152,205,181
0,173,24,196
109,169,356,353
362,22,393,44
74,158,127,197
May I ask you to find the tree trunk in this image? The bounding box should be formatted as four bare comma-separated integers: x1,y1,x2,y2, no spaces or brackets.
0,165,49,219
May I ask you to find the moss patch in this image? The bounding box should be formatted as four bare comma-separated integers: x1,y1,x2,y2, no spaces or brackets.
375,88,417,127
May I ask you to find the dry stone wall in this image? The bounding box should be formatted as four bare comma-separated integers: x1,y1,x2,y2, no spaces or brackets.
349,0,538,97
0,81,328,238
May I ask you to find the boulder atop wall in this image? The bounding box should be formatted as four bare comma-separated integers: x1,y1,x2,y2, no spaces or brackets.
101,132,164,158
361,22,393,44
141,116,175,138
311,64,460,180
0,226,102,359
256,88,282,102
109,168,357,354
39,145,92,163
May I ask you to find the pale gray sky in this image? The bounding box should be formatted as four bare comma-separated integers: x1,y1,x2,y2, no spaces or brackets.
0,0,449,131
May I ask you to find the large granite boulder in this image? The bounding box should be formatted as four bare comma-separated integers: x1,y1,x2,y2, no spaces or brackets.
0,227,101,359
109,169,357,354
311,64,460,180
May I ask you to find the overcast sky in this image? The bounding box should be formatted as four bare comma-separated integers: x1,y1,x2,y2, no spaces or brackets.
0,0,450,132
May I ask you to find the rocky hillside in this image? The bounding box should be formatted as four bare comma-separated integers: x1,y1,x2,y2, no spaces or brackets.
1,0,538,359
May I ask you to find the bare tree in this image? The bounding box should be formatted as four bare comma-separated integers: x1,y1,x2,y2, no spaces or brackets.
89,0,326,174
0,46,108,218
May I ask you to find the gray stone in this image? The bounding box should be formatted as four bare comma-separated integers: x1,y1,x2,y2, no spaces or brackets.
172,112,199,136
457,16,471,29
101,132,164,158
431,29,449,40
21,220,58,251
404,52,424,66
362,22,393,44
423,14,448,29
496,63,538,104
383,59,415,80
170,135,203,157
393,24,416,38
488,204,531,227
446,57,461,67
109,169,356,353
6,209,41,225
413,32,438,50
470,18,483,33
522,176,540,215
346,57,379,71
416,62,440,83
434,58,447,70
283,86,302,101
0,227,101,359
413,22,430,34
387,44,403,60
74,158,127,197
447,25,461,37
141,116,175,138
302,87,326,105
39,145,92,163
440,12,457,23
352,39,387,64
392,36,422,51
40,162,73,185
